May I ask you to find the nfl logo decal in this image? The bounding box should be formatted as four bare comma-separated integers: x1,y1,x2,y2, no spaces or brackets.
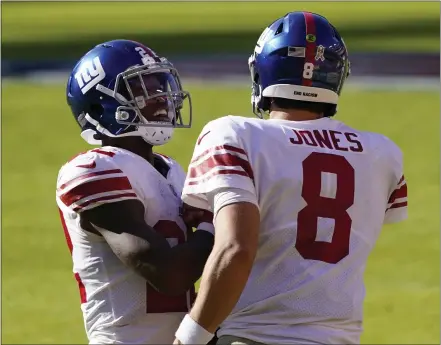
315,45,326,62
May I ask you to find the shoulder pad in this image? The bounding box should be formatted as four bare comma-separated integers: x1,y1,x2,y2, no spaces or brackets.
56,148,139,213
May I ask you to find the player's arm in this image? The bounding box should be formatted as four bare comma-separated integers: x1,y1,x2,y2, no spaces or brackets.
174,118,260,344
57,156,213,296
81,200,214,295
188,198,259,333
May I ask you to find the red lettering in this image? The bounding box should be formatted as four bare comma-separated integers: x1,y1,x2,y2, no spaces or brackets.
298,130,318,147
289,129,363,154
312,130,333,149
345,133,364,152
329,130,348,151
290,130,303,145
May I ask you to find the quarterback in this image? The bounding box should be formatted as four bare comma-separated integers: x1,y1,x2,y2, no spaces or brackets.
174,12,408,345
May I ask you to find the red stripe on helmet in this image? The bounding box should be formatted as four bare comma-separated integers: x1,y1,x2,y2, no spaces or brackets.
302,12,317,87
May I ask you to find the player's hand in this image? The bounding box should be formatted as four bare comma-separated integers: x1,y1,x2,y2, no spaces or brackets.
180,203,213,228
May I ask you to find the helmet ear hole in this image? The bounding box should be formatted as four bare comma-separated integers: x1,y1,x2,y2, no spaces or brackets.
93,132,106,141
89,104,104,119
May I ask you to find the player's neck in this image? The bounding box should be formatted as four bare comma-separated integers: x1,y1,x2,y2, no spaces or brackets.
126,144,155,166
102,137,155,165
269,109,323,122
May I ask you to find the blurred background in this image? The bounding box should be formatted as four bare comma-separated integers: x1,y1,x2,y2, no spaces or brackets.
2,2,440,344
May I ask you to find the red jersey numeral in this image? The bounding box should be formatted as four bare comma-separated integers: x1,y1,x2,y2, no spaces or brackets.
296,152,355,264
146,220,196,313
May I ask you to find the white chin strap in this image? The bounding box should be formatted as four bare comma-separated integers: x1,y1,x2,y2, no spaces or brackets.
81,129,102,145
141,125,174,146
82,113,174,146
133,101,175,146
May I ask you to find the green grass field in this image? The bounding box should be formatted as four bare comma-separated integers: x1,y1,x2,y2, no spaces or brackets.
2,80,439,344
2,2,439,59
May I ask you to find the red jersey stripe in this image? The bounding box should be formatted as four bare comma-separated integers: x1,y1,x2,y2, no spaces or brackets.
60,176,133,207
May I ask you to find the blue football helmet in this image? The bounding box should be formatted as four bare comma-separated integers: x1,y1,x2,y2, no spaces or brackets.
66,39,192,146
248,11,351,118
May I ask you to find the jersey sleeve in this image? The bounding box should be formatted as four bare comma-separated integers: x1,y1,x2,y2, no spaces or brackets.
384,143,408,224
182,117,256,211
56,150,140,213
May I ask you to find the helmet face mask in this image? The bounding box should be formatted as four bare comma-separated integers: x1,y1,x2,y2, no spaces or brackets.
113,63,191,129
66,40,192,147
248,53,267,119
248,12,351,118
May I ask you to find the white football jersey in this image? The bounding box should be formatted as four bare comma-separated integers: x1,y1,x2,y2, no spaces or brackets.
56,146,195,344
182,115,408,345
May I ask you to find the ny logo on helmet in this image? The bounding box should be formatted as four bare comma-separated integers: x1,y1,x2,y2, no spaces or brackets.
135,46,156,65
74,56,106,94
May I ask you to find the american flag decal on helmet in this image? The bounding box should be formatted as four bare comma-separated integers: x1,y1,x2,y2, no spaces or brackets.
288,47,306,58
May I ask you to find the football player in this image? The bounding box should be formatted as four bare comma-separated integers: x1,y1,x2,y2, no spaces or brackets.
56,39,214,344
174,12,408,345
